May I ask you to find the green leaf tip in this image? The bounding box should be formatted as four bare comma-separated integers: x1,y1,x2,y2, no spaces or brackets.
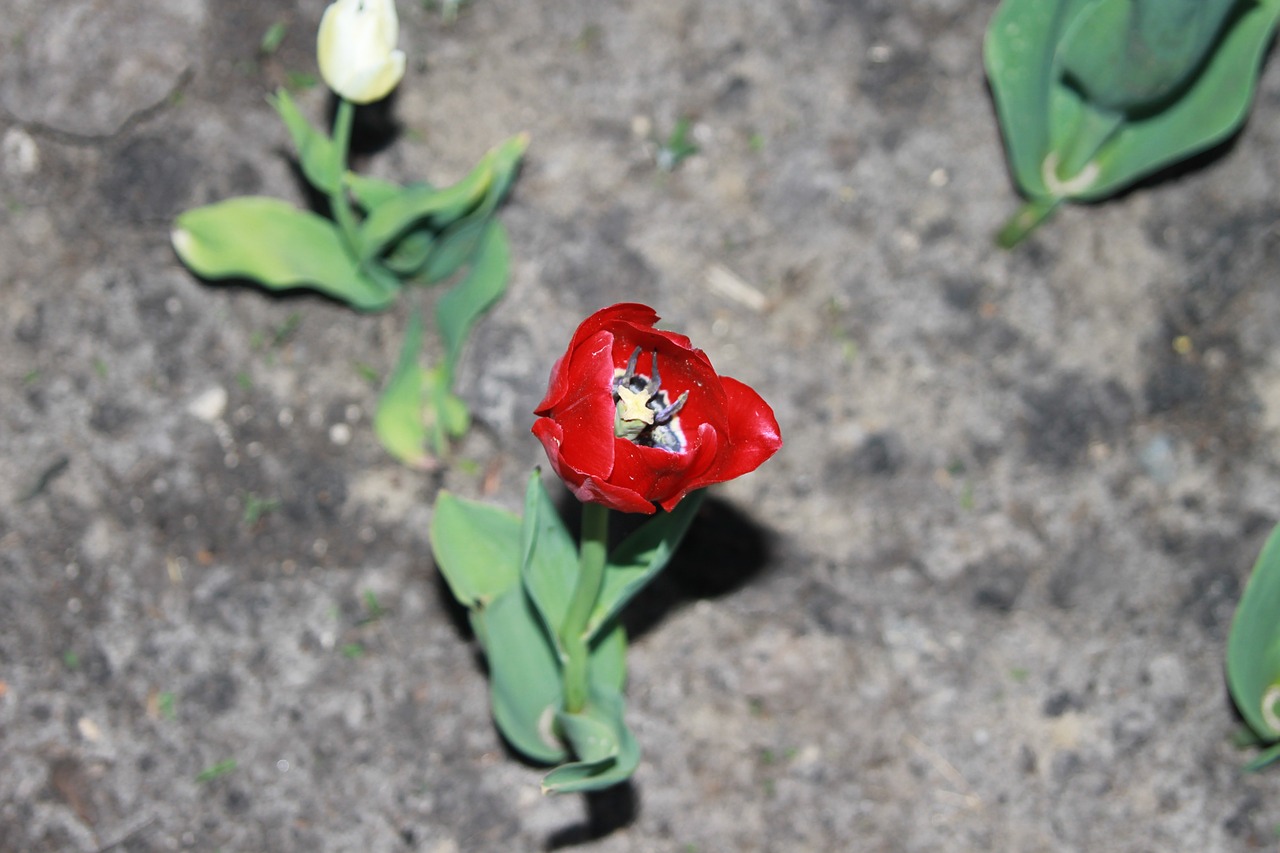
1227,521,1280,767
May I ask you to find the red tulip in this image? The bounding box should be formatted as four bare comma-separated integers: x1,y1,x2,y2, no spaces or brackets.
532,304,782,514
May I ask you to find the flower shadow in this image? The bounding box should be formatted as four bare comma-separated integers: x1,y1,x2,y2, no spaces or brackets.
555,492,777,640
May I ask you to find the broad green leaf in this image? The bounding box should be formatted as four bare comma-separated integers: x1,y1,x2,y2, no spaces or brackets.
480,132,529,209
357,133,527,266
1227,522,1280,746
357,160,494,264
984,0,1096,198
172,197,395,310
987,0,1280,206
346,173,411,212
374,310,430,467
419,134,527,285
583,491,705,641
269,88,339,194
519,471,579,656
475,585,568,764
541,687,640,794
382,230,436,278
422,364,470,457
588,620,627,695
1082,0,1280,200
1057,0,1238,112
420,216,489,285
429,491,521,609
437,222,510,374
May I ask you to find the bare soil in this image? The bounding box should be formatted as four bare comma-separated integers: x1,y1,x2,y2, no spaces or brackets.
3,1,1280,851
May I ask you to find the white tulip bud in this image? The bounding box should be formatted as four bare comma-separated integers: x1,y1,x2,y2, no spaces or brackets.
317,0,407,104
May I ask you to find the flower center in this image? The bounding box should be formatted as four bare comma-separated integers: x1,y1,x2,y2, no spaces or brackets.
612,348,688,452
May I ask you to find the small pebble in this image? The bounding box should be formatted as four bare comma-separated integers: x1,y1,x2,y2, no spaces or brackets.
186,387,227,423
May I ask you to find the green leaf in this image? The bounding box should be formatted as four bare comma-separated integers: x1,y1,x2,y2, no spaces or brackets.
588,620,628,696
382,230,436,277
374,310,431,467
172,197,395,310
474,585,568,764
418,134,526,284
996,197,1062,249
420,216,489,285
480,132,530,209
1244,741,1280,773
260,21,287,55
430,489,568,764
429,490,521,610
984,0,1093,198
1057,0,1238,112
519,471,579,656
422,364,470,457
584,490,705,641
541,687,640,794
346,173,411,212
357,161,495,265
986,0,1280,206
1227,522,1280,747
437,222,510,374
1083,0,1280,200
269,89,339,195
358,130,526,266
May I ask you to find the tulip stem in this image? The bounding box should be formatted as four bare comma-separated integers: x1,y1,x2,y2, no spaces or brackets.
329,98,362,258
561,501,610,715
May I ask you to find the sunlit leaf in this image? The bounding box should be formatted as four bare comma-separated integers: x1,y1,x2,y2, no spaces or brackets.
269,88,339,195
429,491,521,609
373,310,430,467
541,687,639,794
172,197,394,310
519,471,579,656
357,161,494,264
1227,521,1280,765
475,585,568,764
584,490,704,641
437,222,509,374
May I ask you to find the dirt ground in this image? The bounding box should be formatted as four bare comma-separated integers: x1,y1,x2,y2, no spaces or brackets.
4,0,1280,850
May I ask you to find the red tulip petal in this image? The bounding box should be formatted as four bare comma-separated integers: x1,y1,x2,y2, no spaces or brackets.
544,329,617,479
535,304,660,414
701,376,782,484
613,421,721,510
570,475,658,514
533,303,781,514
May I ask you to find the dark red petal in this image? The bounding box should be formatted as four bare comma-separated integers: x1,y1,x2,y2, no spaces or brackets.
534,304,660,414
611,421,721,509
543,329,617,480
570,475,659,514
533,350,572,415
531,417,580,487
692,376,782,488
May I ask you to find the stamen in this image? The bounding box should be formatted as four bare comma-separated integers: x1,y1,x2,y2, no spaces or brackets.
648,351,661,394
653,391,688,424
622,348,642,384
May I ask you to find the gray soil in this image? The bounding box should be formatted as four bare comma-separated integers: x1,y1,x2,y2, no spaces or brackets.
3,1,1280,851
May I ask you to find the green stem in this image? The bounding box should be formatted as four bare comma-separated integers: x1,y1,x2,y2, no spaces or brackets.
329,98,361,257
561,501,610,715
996,197,1062,249
1056,107,1123,183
